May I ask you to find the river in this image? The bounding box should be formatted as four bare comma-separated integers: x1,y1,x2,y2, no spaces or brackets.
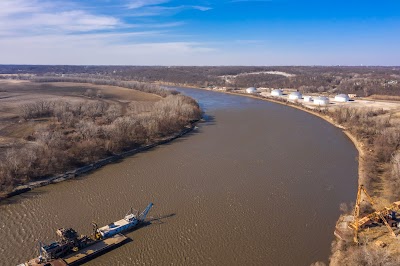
0,87,357,265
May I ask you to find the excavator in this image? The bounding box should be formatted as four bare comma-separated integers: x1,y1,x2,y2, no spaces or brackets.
349,184,399,244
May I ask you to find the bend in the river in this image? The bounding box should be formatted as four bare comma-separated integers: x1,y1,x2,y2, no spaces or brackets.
0,87,357,265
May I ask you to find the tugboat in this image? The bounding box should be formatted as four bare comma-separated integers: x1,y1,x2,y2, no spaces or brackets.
18,203,153,266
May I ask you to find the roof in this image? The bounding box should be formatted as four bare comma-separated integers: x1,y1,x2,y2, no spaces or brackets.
314,96,329,100
98,215,135,234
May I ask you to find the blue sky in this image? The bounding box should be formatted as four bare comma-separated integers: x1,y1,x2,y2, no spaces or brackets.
0,0,399,65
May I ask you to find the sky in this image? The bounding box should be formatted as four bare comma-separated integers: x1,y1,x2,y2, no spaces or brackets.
0,0,399,65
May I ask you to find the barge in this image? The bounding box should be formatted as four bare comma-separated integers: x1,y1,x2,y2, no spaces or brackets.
63,234,127,265
19,203,153,266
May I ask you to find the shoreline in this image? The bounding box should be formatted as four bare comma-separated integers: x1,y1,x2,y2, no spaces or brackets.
174,86,366,261
165,84,364,185
0,122,198,202
168,85,364,176
223,91,366,185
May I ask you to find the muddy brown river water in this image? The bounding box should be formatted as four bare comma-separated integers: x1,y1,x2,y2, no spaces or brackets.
0,87,357,265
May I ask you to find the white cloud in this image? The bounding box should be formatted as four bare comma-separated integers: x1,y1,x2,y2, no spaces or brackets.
28,11,120,32
124,5,182,17
126,0,170,9
124,5,212,17
144,21,186,28
192,6,213,11
0,0,42,16
0,1,123,37
230,0,273,2
0,32,216,65
0,0,199,36
0,0,217,65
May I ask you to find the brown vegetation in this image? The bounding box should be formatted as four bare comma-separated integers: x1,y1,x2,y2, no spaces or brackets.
329,107,400,200
33,76,177,97
330,239,400,266
0,81,201,194
1,65,399,96
324,107,400,265
225,89,400,265
2,66,400,263
389,151,400,200
369,95,400,101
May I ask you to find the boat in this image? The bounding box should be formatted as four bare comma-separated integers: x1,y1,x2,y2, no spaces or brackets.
18,203,153,266
98,203,153,238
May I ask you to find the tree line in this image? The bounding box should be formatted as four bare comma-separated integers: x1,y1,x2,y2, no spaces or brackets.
1,65,399,96
0,94,201,193
329,107,400,200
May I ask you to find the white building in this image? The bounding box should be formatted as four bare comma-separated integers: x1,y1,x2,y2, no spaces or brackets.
271,89,283,96
288,91,302,100
334,94,350,102
303,96,313,102
246,87,257,94
314,96,330,106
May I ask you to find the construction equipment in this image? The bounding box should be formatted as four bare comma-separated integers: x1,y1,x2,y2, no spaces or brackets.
20,202,153,266
92,222,101,240
350,184,397,243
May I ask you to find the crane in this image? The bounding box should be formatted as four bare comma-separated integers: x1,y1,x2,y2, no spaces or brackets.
352,184,396,244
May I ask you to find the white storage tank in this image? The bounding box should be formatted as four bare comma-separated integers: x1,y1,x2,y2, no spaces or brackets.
271,89,283,96
314,96,329,106
288,91,302,100
334,94,350,102
303,96,313,102
246,87,257,94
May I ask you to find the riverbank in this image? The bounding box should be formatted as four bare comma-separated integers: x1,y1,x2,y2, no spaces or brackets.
226,92,366,180
1,86,359,266
171,86,365,182
171,85,400,264
0,80,202,201
0,121,199,202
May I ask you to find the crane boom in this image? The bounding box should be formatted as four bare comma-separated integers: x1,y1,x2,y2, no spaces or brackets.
352,184,397,243
353,185,362,243
361,186,375,205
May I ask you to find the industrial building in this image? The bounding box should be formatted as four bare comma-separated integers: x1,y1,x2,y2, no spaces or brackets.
271,89,283,96
303,96,313,102
246,87,257,94
288,91,302,100
334,94,350,102
314,96,329,106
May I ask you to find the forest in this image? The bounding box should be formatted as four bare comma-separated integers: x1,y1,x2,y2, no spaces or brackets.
1,65,399,96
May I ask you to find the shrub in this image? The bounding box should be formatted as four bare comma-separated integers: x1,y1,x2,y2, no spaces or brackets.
2,92,201,193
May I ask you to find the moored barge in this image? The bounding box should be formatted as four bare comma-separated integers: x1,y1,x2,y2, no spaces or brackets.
18,203,153,266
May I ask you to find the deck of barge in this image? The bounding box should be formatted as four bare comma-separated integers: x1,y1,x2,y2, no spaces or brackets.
21,234,129,266
63,234,128,265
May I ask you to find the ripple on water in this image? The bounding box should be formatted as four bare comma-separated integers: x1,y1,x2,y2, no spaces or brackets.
0,89,357,265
